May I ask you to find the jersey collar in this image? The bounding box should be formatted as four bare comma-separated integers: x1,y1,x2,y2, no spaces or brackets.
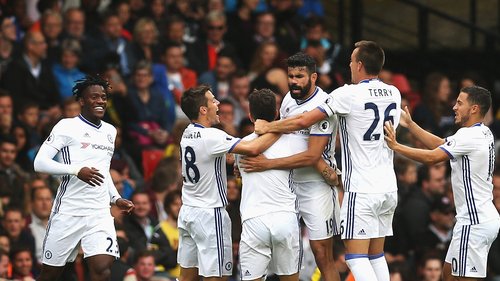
358,78,380,84
295,86,319,105
78,114,102,129
193,123,205,128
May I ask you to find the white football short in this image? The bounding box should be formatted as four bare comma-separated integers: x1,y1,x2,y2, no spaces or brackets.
445,218,500,278
340,191,397,240
239,211,300,280
42,212,119,266
295,181,340,240
177,205,233,277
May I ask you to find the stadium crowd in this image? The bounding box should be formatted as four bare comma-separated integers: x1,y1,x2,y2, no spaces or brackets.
0,0,498,281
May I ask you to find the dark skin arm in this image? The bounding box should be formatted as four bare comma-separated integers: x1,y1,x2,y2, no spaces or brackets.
254,108,327,134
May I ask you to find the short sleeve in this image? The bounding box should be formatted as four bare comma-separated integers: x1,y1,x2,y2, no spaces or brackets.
310,115,336,136
204,128,241,155
439,128,474,160
319,86,352,117
44,121,72,151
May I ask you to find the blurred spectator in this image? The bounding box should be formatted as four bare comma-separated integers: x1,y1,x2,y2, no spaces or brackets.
0,91,13,117
10,247,34,281
11,123,33,172
394,156,418,204
168,0,204,44
0,234,9,253
0,31,60,114
0,248,9,279
16,102,42,152
205,0,225,13
39,10,63,63
133,250,168,281
112,0,133,40
303,39,344,92
239,11,277,69
297,0,325,18
387,261,412,281
87,11,135,76
215,99,238,136
417,252,442,281
147,158,180,222
61,8,86,41
0,136,30,211
52,38,86,101
413,72,455,137
123,191,159,255
131,18,161,63
414,196,454,263
186,10,237,75
110,237,137,281
0,208,35,261
27,186,53,265
225,0,260,68
61,97,80,118
111,126,145,191
150,190,182,278
393,163,447,259
110,168,135,200
269,0,302,56
198,51,237,99
0,16,19,79
161,41,197,119
148,0,169,39
127,60,171,149
248,41,288,95
227,70,251,125
238,117,254,138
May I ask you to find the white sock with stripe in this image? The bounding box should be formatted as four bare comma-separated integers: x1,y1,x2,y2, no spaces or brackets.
345,253,377,281
370,253,389,281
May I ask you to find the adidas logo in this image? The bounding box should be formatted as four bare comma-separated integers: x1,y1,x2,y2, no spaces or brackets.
470,266,477,273
358,229,366,235
244,270,251,277
84,133,90,138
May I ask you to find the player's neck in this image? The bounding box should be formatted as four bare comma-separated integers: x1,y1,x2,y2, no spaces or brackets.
463,116,483,127
192,118,210,128
80,113,101,126
356,75,378,84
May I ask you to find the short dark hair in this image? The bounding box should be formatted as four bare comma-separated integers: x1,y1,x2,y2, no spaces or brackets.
134,250,155,264
0,135,17,147
163,190,181,216
248,88,276,122
181,85,211,121
286,52,316,75
72,75,110,100
354,40,385,75
461,85,492,117
30,185,52,202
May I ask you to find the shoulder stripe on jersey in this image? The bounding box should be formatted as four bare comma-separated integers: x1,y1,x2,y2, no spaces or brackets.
78,114,102,129
54,147,71,213
215,157,228,206
459,225,471,277
228,139,241,154
339,117,352,192
462,156,479,224
214,208,224,276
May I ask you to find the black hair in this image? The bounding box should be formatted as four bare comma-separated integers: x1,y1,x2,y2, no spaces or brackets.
72,75,110,100
181,85,211,121
354,40,385,75
461,85,492,117
248,88,276,122
286,52,316,75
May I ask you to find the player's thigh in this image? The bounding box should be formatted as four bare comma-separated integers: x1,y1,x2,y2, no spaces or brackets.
296,181,338,240
179,206,233,277
445,219,500,279
240,216,272,281
42,213,86,266
340,192,392,240
80,213,119,259
377,191,397,237
269,212,301,276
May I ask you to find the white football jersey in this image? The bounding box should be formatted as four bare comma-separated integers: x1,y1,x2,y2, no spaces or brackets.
180,123,241,208
320,79,401,193
43,115,117,215
439,123,499,225
236,133,297,222
280,86,338,182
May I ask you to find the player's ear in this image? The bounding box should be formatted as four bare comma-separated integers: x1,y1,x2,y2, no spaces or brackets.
311,72,318,83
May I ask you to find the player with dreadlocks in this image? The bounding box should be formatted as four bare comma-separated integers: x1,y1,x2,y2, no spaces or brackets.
34,75,135,281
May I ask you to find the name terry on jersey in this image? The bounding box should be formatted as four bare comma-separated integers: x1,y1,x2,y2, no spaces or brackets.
369,88,394,97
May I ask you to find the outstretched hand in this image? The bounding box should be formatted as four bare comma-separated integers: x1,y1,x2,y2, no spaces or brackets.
399,106,413,128
239,154,269,172
116,198,135,214
384,121,398,150
77,167,104,186
254,119,269,135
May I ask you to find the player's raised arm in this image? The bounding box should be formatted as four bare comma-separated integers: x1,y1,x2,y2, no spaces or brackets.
384,121,449,165
254,108,327,134
399,106,445,149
